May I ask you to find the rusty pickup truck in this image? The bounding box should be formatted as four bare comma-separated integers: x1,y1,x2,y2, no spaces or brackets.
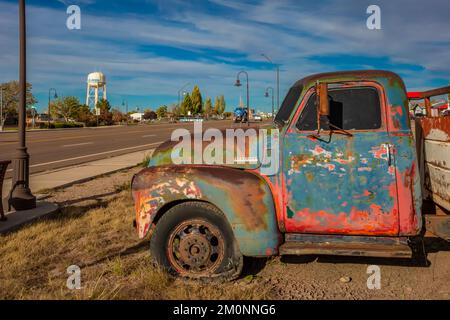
131,70,450,280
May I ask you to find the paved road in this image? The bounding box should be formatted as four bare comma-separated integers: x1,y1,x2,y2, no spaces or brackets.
0,120,268,178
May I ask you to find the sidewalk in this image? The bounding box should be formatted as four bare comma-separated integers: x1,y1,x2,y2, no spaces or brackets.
1,149,154,234
2,149,154,199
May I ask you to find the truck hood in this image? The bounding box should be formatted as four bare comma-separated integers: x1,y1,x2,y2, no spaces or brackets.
148,125,279,171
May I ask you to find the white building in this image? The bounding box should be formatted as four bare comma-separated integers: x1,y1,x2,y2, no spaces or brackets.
130,112,144,122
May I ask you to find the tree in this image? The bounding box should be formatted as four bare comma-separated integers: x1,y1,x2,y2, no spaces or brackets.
96,99,111,113
143,110,157,120
213,96,220,115
96,99,112,124
0,81,37,120
171,104,181,117
112,108,126,123
181,93,192,115
223,111,232,119
51,96,80,122
156,105,168,119
190,85,203,115
73,104,92,123
218,95,226,115
204,97,212,118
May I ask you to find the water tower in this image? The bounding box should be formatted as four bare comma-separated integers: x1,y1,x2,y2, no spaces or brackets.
86,72,107,111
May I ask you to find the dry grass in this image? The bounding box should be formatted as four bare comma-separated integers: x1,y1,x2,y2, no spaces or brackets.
0,191,270,300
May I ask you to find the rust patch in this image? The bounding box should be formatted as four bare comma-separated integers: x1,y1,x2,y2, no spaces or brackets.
132,166,273,238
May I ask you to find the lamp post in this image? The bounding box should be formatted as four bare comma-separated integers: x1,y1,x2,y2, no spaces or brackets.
265,86,274,120
234,71,250,126
0,86,4,131
9,0,36,210
178,82,191,112
47,88,57,128
261,54,280,113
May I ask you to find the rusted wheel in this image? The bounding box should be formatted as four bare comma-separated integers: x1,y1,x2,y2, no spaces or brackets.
167,219,224,274
150,202,243,280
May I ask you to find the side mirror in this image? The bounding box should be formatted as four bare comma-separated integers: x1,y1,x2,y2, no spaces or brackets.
310,82,353,139
316,82,330,117
312,82,330,135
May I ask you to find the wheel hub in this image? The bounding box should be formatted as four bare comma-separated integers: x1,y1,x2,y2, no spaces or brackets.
168,219,224,274
179,234,211,267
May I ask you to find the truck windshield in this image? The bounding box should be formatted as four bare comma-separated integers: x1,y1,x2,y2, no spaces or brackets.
274,85,303,126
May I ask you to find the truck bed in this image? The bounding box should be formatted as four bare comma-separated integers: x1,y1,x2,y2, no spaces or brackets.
415,116,450,212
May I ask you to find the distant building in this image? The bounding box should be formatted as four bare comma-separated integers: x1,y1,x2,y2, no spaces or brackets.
130,112,144,122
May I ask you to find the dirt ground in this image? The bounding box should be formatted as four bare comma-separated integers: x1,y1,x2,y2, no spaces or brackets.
1,166,449,300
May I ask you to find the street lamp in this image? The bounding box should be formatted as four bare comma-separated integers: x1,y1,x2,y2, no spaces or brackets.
234,71,250,126
261,54,280,114
178,82,191,111
48,88,57,128
265,86,274,120
10,0,36,210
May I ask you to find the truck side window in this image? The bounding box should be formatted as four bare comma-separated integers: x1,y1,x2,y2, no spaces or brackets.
296,87,382,131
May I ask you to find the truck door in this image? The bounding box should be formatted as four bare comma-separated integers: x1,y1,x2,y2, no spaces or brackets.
283,83,399,235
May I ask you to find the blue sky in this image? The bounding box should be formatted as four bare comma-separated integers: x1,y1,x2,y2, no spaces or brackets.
1,0,450,113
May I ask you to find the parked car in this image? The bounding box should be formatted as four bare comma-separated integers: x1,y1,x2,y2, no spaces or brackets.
253,114,262,121
233,107,248,123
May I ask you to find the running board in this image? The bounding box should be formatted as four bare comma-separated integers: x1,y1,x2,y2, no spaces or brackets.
279,234,412,258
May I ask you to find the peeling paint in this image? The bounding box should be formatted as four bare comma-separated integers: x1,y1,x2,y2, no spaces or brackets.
131,70,428,260
132,166,281,256
416,116,450,211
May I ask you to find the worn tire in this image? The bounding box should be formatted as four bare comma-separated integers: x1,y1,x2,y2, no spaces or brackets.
150,201,243,281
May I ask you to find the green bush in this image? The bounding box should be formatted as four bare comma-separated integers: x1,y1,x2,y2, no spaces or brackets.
39,122,84,129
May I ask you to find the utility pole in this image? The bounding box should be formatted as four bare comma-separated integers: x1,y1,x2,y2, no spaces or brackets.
10,0,36,210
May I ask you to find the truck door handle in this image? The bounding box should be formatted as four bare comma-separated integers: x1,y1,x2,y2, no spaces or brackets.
382,143,393,166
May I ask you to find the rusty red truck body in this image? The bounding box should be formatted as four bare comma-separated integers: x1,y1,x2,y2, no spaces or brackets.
131,70,450,279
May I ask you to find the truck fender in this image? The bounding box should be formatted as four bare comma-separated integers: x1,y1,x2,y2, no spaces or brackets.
131,165,281,256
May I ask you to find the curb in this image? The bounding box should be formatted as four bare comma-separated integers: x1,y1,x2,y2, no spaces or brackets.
36,160,144,194
2,149,155,200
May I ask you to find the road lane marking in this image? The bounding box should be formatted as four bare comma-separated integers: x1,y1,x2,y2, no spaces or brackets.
62,142,93,147
142,134,156,138
0,121,237,146
2,127,177,145
24,141,164,169
2,134,94,146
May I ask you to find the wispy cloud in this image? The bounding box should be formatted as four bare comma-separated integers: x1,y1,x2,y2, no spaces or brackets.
0,0,449,112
